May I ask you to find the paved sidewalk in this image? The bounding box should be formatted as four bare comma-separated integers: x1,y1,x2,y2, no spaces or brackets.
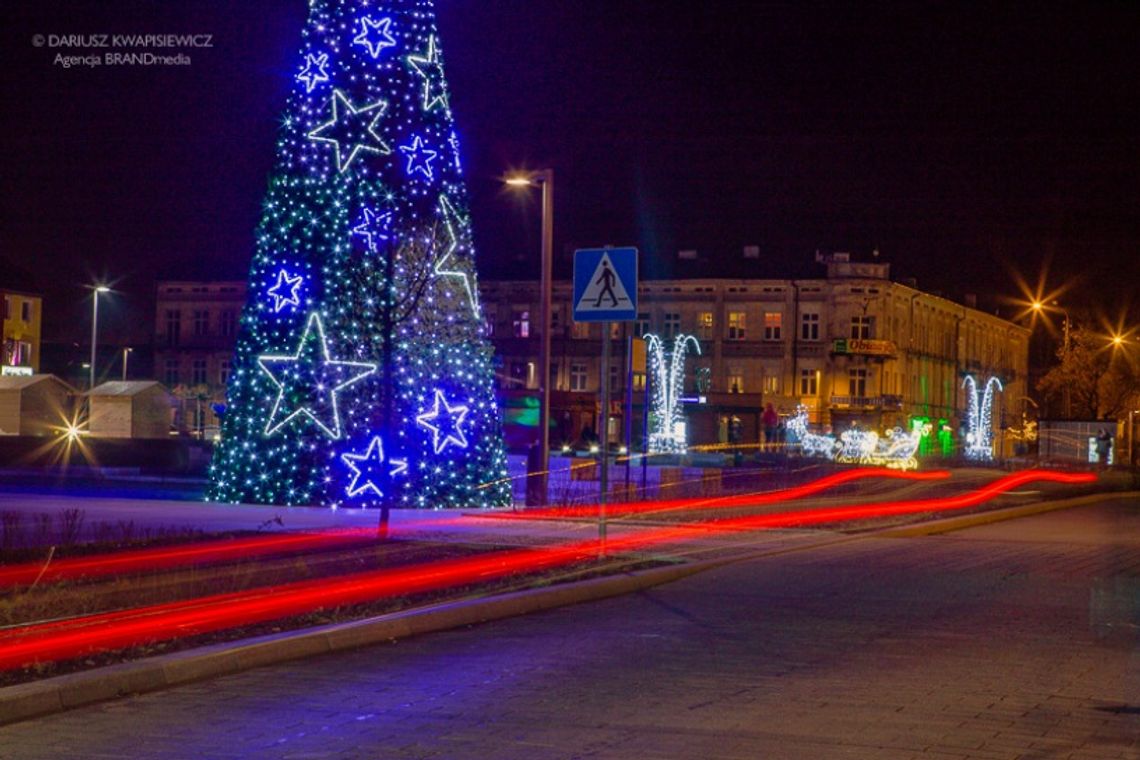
1,499,1135,758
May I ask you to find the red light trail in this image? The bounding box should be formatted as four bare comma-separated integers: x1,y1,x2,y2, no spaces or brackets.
0,469,1094,671
0,467,939,588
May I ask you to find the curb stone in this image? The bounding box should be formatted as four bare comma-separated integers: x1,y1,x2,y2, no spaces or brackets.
875,490,1140,538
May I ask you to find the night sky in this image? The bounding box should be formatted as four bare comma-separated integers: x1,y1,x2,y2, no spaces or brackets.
2,1,1138,343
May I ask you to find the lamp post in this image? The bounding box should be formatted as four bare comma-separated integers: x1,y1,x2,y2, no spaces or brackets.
506,169,554,506
89,285,110,391
121,347,132,381
1031,299,1071,416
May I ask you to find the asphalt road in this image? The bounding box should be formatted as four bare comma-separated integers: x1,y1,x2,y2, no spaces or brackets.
1,498,1137,759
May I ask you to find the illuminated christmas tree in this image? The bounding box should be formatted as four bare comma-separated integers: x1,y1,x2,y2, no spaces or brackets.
208,0,510,514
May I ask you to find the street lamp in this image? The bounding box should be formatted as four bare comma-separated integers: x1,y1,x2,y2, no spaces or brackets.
89,285,111,390
506,169,554,506
121,347,133,381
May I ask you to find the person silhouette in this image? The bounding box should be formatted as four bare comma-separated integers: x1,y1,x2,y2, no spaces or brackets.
594,260,619,308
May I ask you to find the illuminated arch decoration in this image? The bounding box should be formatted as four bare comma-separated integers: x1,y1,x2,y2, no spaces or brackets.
416,390,470,454
645,334,700,454
307,89,391,173
297,52,331,92
341,437,409,499
267,269,304,313
258,312,377,439
962,375,1003,460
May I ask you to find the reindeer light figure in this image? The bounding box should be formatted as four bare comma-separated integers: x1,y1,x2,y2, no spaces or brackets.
787,405,839,459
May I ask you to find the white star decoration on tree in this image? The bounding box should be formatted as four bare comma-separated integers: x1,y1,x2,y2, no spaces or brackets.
416,390,470,454
406,35,449,113
308,90,391,172
258,313,377,439
341,437,408,498
353,16,397,59
435,194,480,317
267,269,303,312
399,136,438,180
296,52,330,92
352,207,392,253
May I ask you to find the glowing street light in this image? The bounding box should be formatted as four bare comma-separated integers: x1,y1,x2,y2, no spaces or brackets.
505,169,554,506
89,285,111,391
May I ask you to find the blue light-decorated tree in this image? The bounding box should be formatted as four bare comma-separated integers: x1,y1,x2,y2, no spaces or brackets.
208,0,511,520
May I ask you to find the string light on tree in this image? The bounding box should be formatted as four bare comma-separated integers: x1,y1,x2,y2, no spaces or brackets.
209,0,510,512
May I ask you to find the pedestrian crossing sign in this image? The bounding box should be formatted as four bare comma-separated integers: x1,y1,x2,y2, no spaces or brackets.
572,247,638,322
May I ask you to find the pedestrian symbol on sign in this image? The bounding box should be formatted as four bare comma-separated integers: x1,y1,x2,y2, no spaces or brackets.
575,252,633,314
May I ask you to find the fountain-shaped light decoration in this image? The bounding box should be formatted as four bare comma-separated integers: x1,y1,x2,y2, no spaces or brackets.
645,333,700,453
962,375,1003,460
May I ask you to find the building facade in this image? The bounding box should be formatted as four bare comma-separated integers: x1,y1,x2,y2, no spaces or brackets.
1,289,42,376
153,281,246,437
481,255,1029,455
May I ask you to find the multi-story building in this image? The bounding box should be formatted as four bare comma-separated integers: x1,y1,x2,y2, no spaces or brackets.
1,289,42,376
481,254,1030,455
153,281,246,436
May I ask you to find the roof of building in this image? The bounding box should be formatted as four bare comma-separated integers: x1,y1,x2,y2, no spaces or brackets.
0,374,74,391
86,380,168,397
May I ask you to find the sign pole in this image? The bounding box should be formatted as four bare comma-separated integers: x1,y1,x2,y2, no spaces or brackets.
599,320,610,552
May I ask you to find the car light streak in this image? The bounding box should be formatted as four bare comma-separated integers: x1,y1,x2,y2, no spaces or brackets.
505,467,951,519
0,468,937,588
0,469,1094,671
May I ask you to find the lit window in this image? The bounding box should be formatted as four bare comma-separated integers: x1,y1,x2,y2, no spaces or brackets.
512,308,530,338
763,312,782,341
727,311,747,341
697,312,713,339
799,368,818,396
570,363,588,391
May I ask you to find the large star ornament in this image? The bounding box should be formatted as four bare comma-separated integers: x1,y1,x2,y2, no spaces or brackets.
406,35,450,113
341,437,408,498
308,89,390,172
259,313,377,439
415,390,470,454
434,194,479,317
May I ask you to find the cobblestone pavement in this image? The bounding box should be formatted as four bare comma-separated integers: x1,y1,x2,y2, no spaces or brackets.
2,499,1137,759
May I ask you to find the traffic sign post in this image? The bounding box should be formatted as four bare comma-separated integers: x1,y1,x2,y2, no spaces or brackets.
573,247,638,552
